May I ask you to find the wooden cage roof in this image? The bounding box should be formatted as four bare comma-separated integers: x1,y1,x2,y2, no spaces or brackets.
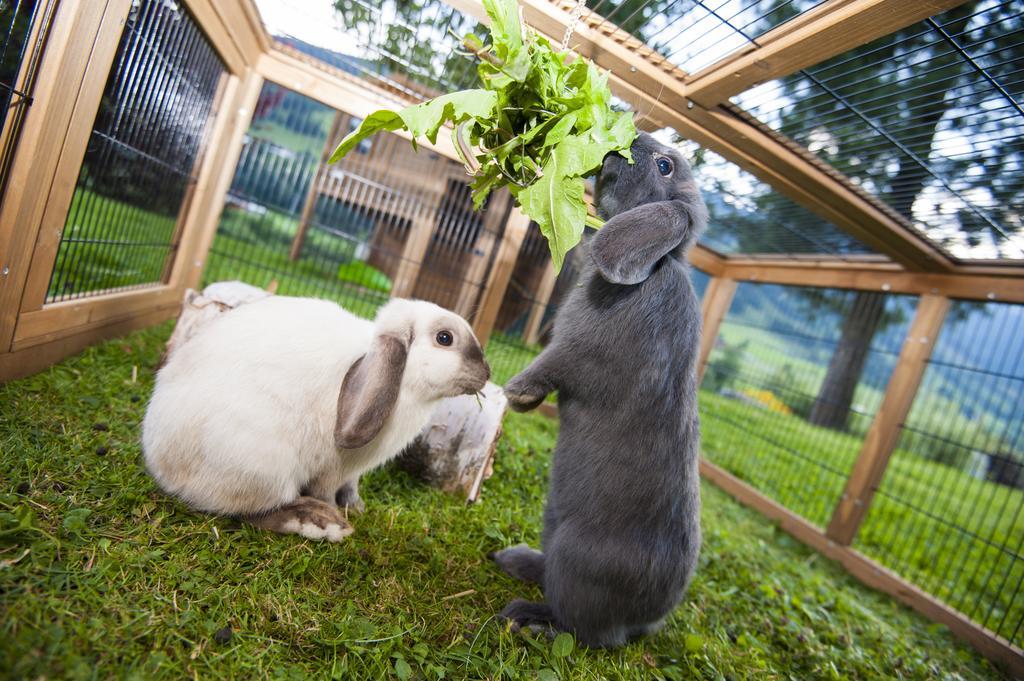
236,0,1023,299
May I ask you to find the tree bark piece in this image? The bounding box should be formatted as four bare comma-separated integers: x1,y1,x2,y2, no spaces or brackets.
396,382,508,503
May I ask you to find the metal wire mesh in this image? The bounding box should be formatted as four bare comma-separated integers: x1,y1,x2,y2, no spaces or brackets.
857,299,1024,647
45,0,225,302
0,0,37,122
255,0,482,103
699,281,917,526
734,2,1024,261
0,0,42,192
204,82,511,327
670,137,879,258
576,0,827,74
485,235,712,386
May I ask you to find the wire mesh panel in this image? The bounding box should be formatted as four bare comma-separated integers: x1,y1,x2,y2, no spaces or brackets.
485,228,712,386
0,0,42,191
734,2,1024,260
576,0,827,74
857,299,1024,647
0,0,37,126
204,82,509,324
255,0,482,102
700,282,917,526
45,0,225,302
684,139,878,258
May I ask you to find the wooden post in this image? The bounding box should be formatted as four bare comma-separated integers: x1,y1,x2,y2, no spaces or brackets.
825,294,951,545
0,0,127,347
696,277,737,383
391,209,436,299
453,189,513,318
288,110,346,261
472,206,531,347
523,259,557,345
180,68,264,290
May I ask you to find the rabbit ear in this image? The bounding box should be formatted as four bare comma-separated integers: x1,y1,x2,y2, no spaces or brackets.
334,333,408,449
590,200,699,285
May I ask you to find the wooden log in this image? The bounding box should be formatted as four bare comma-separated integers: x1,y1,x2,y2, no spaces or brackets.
395,382,508,503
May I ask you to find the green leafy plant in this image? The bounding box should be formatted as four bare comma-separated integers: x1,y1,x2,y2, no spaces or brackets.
329,0,637,270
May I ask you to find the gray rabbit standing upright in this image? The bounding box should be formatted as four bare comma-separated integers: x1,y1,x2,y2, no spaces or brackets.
493,132,707,648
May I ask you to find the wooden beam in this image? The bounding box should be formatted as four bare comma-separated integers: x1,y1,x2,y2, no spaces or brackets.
179,69,264,290
523,258,557,345
391,211,438,299
181,0,247,74
12,285,182,350
0,303,179,383
686,0,970,106
236,0,273,54
826,294,950,545
0,0,129,348
444,0,690,113
256,49,464,164
721,260,1024,304
474,207,532,347
700,458,1024,677
437,0,951,273
690,244,726,277
289,110,347,261
696,277,737,383
454,189,514,318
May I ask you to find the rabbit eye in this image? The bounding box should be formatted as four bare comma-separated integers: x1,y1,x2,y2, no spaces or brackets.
436,330,454,347
656,157,673,176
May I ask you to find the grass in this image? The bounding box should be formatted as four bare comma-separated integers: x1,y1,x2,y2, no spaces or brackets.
47,189,178,301
699,390,1024,649
0,324,1005,679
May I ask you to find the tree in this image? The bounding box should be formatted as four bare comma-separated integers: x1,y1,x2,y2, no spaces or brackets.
682,1,1020,430
332,0,483,95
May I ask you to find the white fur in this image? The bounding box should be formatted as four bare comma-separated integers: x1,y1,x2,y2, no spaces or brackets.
142,296,480,516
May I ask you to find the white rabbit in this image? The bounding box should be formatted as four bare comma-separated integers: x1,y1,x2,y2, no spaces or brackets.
142,296,490,541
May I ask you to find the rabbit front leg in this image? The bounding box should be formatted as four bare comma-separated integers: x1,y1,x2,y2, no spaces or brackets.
334,479,365,514
504,347,560,412
306,466,365,514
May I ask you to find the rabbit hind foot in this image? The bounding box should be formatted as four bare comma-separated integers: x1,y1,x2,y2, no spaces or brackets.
246,496,353,542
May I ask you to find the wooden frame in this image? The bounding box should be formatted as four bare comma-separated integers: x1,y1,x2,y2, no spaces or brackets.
0,0,265,380
696,277,737,382
700,459,1024,678
717,260,1024,303
472,207,533,346
0,0,131,353
685,0,970,106
1,0,1022,672
826,294,950,544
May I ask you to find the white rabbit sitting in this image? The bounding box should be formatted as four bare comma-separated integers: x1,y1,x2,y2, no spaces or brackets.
142,296,490,541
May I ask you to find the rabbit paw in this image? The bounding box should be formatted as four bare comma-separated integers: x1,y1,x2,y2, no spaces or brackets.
248,497,354,542
504,385,545,413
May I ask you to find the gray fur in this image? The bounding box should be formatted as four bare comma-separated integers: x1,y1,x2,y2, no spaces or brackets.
335,333,409,449
495,133,707,648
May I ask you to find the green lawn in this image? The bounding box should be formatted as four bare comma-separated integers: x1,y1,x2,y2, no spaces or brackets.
0,324,1002,679
47,189,178,301
699,390,1024,650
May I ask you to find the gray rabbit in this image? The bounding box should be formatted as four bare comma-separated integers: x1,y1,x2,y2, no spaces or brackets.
493,132,707,648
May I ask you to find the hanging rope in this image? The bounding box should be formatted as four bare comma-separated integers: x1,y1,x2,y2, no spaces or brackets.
561,0,587,51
